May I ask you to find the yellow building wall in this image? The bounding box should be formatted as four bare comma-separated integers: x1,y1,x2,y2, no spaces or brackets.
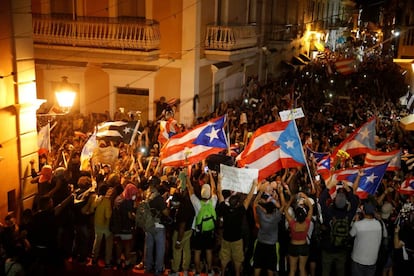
154,67,181,119
200,0,215,58
198,65,213,117
118,0,146,18
85,0,109,17
84,66,110,114
0,0,39,222
154,0,183,60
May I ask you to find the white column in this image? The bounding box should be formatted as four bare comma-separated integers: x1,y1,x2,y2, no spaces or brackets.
180,0,201,127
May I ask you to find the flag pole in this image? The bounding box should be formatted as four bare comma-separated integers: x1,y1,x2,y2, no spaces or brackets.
129,120,141,145
291,118,315,189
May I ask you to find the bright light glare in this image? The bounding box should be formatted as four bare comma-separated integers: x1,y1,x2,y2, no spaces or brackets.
56,91,75,109
55,76,76,110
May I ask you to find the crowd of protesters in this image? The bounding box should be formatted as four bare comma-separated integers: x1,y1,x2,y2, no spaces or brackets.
2,51,414,276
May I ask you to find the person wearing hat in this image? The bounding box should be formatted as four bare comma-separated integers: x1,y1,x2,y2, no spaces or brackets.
187,169,217,276
30,161,54,211
349,202,384,276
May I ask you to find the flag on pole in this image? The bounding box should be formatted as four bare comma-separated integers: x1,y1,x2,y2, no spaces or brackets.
38,123,51,154
236,120,306,181
364,149,401,171
317,156,331,181
306,146,330,162
96,121,140,144
332,117,376,158
160,116,228,167
80,132,97,171
158,118,180,145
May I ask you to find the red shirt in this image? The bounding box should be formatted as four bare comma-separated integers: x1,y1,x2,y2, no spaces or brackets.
288,217,311,241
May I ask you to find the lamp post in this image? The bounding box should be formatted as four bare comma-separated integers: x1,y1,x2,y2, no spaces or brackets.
55,76,76,113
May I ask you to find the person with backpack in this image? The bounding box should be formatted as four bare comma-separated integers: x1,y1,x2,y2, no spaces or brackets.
319,175,359,276
216,174,257,276
349,201,383,276
187,169,217,276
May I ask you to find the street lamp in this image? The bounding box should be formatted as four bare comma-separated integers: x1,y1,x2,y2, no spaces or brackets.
55,76,76,113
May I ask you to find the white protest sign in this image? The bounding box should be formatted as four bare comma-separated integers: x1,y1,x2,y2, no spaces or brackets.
220,164,258,194
279,107,304,121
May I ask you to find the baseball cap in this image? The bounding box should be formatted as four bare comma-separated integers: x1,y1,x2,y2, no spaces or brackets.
381,202,393,219
201,184,211,199
39,165,53,183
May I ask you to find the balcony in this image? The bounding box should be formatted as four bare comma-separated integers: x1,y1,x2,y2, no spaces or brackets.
32,15,160,61
204,25,258,61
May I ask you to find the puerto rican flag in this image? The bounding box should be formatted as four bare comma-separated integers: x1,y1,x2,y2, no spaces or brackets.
364,149,401,171
96,120,140,145
332,117,376,158
332,163,389,199
158,118,180,145
317,156,331,181
335,58,357,75
160,115,228,167
398,177,414,195
236,120,306,181
306,146,330,162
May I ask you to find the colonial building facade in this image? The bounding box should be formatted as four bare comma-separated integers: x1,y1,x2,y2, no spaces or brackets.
0,0,354,220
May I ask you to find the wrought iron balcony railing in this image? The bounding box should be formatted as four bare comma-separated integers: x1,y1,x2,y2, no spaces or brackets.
205,25,257,50
32,15,160,51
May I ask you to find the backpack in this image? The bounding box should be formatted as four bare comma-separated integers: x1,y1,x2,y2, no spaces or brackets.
135,200,157,234
330,216,350,248
195,200,216,233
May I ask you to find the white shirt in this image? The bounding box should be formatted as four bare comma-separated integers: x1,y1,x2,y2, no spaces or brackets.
349,218,383,265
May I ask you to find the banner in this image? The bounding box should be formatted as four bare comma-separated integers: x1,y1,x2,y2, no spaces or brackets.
220,164,258,194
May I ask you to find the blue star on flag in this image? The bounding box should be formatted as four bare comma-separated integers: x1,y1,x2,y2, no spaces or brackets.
276,121,306,164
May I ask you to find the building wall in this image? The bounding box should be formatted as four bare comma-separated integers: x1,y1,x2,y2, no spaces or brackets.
84,65,110,114
200,0,216,58
84,0,110,17
227,0,248,24
198,65,213,117
154,0,183,60
0,0,39,221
